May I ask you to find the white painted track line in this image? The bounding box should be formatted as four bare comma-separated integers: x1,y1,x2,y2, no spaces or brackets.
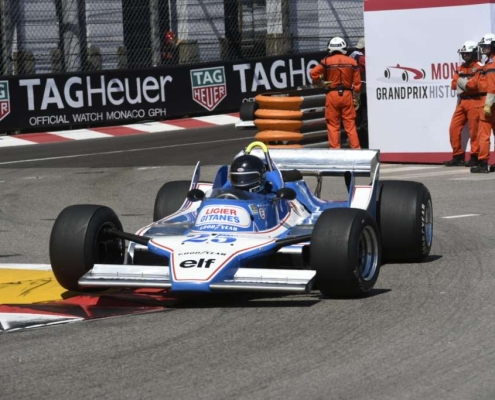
0,264,52,270
442,214,481,219
382,169,470,180
380,166,441,173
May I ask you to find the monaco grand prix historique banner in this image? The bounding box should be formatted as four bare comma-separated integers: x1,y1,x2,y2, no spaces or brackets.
364,0,494,162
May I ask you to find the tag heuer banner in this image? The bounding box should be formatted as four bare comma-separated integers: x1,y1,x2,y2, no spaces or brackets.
0,52,325,133
0,81,11,122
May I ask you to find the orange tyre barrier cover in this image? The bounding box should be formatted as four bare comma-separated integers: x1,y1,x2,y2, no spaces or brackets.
255,109,303,120
255,94,303,111
254,119,303,132
255,130,304,142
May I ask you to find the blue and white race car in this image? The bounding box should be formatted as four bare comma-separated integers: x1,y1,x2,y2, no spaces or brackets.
49,141,433,298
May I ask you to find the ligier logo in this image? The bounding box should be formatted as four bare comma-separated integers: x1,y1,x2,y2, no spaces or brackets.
0,81,11,121
190,67,227,111
196,205,251,228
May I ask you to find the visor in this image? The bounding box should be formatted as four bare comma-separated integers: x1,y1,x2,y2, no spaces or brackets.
231,171,260,188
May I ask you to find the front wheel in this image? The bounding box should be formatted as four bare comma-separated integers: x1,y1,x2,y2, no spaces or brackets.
49,205,125,291
310,208,381,298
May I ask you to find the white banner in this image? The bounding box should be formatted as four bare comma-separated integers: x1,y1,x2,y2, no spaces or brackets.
364,0,492,162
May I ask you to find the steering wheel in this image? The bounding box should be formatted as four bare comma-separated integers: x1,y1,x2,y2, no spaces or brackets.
217,193,240,200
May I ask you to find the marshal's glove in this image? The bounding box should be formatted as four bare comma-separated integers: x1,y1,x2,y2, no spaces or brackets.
485,104,492,117
353,93,361,110
316,79,332,90
485,93,495,117
457,77,468,91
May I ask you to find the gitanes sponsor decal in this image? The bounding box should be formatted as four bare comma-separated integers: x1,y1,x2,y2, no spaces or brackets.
196,205,251,228
0,81,10,121
190,66,227,111
376,62,459,101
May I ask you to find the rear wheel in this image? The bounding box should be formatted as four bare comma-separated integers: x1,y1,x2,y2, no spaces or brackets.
239,101,258,121
377,180,433,263
310,208,381,297
49,205,125,291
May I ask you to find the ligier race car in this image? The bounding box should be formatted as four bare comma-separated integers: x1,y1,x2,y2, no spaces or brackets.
49,141,433,298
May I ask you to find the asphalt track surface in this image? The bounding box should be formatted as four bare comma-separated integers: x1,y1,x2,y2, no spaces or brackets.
2,125,495,399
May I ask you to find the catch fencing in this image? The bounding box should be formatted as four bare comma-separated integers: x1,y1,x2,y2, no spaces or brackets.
1,0,364,76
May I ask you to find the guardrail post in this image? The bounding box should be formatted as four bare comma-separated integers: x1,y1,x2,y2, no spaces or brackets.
266,0,292,56
13,50,35,75
51,48,62,73
179,40,200,64
88,45,102,71
117,46,127,69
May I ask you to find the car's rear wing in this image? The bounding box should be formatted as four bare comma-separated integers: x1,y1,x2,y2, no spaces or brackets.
248,148,380,178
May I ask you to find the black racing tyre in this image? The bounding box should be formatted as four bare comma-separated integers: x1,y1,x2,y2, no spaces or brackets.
153,180,192,221
239,101,258,121
377,180,433,263
49,205,125,291
310,208,381,298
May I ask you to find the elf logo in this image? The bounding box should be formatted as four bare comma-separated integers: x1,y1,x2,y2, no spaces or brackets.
179,258,216,268
0,81,11,121
190,66,227,111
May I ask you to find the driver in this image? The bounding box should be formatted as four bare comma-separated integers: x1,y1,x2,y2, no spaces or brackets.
230,154,269,193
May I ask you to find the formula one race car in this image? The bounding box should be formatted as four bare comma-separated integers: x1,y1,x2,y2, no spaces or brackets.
49,141,433,298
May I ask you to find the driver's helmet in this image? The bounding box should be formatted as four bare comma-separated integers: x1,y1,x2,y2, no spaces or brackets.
230,154,266,193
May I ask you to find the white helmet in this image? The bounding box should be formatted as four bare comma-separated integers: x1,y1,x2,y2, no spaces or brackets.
479,33,495,46
458,40,478,53
327,37,347,54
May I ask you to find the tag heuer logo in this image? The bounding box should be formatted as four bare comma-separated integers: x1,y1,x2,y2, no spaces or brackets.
0,81,10,121
190,67,227,111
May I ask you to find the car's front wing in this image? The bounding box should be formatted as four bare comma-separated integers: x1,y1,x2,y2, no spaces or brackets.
79,264,316,293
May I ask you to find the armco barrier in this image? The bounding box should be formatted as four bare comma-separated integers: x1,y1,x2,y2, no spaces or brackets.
252,88,328,148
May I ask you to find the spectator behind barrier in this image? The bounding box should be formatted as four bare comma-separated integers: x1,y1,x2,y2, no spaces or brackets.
162,30,182,66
